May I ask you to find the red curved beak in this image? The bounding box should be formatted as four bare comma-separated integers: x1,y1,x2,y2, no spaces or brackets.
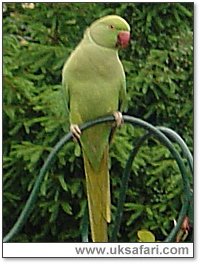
117,31,130,48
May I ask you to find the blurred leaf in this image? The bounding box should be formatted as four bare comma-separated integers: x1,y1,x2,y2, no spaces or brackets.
137,230,156,242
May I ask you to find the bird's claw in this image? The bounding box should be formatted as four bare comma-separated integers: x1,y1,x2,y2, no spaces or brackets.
70,124,81,141
113,111,123,127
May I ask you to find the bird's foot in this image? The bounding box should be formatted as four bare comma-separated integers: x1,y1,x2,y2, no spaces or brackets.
70,124,81,141
113,111,123,128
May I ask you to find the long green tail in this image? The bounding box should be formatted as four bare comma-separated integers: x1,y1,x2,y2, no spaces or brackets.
83,147,111,242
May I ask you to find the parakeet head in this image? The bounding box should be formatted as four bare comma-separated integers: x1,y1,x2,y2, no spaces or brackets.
89,15,130,49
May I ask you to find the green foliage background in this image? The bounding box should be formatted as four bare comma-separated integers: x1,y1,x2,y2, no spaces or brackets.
3,2,193,242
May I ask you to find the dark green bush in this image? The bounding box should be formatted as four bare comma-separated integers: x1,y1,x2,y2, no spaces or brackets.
3,2,193,242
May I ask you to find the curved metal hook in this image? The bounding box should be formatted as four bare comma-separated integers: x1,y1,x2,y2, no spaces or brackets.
3,115,193,243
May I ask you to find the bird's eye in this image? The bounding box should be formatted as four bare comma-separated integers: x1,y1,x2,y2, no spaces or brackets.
109,25,115,30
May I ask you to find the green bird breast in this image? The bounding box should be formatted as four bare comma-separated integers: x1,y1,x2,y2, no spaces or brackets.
68,45,123,123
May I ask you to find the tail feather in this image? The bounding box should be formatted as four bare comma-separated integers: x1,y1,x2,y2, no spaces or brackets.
83,147,111,242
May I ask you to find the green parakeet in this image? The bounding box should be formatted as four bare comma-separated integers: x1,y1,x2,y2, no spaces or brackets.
62,15,130,242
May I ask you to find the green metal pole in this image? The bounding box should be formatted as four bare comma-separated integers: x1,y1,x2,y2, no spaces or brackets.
111,133,150,241
112,120,192,242
158,126,193,174
3,115,192,243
